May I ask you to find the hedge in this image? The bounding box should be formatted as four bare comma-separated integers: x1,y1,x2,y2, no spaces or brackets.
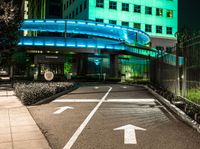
14,82,74,105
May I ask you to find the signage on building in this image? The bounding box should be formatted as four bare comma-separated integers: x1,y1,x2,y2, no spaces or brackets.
34,55,65,64
44,71,54,81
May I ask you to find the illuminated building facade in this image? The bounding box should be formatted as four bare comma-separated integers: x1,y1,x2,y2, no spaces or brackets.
63,0,178,51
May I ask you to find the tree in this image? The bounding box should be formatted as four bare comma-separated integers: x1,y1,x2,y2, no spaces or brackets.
0,0,24,85
0,0,23,76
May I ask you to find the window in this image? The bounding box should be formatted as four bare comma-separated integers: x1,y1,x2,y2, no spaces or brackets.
80,4,82,12
145,24,152,32
122,3,129,11
134,23,141,29
134,5,141,13
167,10,173,18
156,8,163,16
69,13,72,19
156,25,162,33
64,4,66,10
122,21,129,27
156,46,164,50
67,1,69,8
76,7,78,15
96,18,104,22
109,20,117,25
166,47,173,53
70,0,72,5
167,27,172,34
96,0,104,8
84,0,87,9
109,1,117,10
72,11,75,18
145,6,152,15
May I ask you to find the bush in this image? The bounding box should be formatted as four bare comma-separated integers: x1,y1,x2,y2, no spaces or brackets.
14,82,74,105
187,88,200,104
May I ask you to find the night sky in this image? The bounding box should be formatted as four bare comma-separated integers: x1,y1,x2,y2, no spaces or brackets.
179,0,200,31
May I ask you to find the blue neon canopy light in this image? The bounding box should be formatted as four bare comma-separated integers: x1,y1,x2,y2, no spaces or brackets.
20,19,150,46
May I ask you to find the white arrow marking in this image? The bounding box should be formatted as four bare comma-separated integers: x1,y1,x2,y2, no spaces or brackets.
114,124,146,144
94,86,99,89
53,106,74,114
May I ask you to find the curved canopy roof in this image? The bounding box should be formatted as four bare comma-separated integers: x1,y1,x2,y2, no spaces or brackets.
20,19,150,46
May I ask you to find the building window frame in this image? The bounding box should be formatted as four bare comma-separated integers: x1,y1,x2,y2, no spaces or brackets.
121,21,129,27
166,10,173,18
109,20,117,25
145,24,152,32
96,0,104,8
134,5,141,13
109,1,117,10
122,3,129,12
145,6,152,15
166,27,173,34
96,18,104,23
156,25,162,34
156,8,163,16
134,23,141,29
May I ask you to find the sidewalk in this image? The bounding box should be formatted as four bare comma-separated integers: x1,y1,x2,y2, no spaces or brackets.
0,88,51,149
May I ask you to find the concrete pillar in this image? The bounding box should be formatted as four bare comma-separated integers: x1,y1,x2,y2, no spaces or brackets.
77,54,88,75
110,54,119,78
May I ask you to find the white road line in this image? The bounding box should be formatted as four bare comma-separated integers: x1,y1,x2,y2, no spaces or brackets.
53,99,100,102
106,99,155,103
53,98,155,103
63,86,112,149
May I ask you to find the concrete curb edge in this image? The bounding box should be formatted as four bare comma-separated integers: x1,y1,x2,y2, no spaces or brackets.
144,85,200,133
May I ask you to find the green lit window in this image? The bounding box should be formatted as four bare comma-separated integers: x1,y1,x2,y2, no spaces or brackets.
109,20,117,24
76,7,78,15
145,6,152,15
96,18,104,22
166,47,173,53
72,11,75,18
134,23,141,29
84,0,87,9
122,3,129,11
156,8,163,16
122,21,129,27
134,5,141,13
80,4,82,12
96,0,104,8
67,1,69,8
156,46,164,50
109,1,117,10
167,27,173,34
167,10,173,18
156,25,162,33
145,24,152,32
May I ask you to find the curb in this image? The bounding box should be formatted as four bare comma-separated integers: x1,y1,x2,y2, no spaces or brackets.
144,85,200,133
33,85,79,105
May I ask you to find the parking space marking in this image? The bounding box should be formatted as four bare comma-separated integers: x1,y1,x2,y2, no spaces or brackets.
54,98,155,103
53,99,100,102
63,86,112,149
53,106,74,114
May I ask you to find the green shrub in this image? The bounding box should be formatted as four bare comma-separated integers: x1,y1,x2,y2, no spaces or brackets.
14,82,74,105
187,88,200,104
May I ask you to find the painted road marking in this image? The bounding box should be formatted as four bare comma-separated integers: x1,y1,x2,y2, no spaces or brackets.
114,124,146,144
63,86,112,149
54,98,155,103
122,86,127,89
94,86,99,89
53,99,100,102
106,99,155,103
53,106,74,114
